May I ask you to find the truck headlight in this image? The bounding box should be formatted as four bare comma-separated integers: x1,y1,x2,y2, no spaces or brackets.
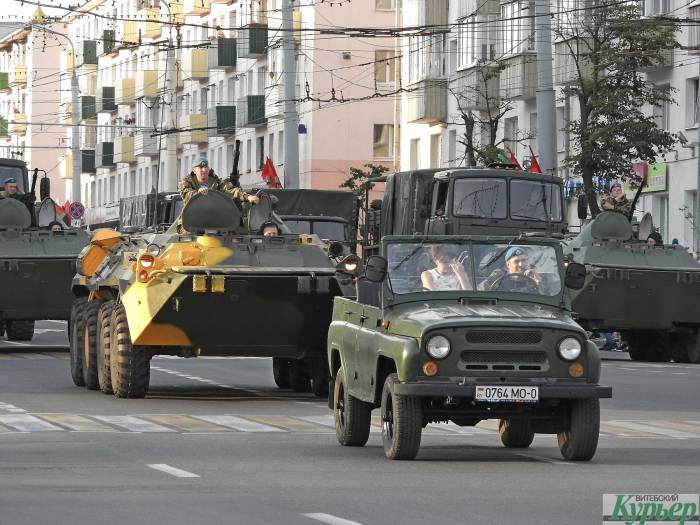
426,335,451,360
558,337,582,360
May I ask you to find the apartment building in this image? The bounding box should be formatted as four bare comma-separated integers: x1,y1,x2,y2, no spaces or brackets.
398,0,700,246
60,0,396,224
0,10,64,202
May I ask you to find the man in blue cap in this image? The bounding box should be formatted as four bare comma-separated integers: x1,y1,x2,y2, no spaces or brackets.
178,155,259,205
0,177,23,200
481,246,543,292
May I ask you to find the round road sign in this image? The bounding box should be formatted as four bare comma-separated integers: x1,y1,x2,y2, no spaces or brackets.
69,201,85,219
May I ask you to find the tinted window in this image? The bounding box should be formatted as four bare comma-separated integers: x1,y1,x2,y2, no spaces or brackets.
0,166,25,192
510,180,563,222
283,220,311,234
311,220,346,241
452,178,507,218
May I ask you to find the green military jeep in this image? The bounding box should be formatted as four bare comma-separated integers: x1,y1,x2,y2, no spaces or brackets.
327,235,612,460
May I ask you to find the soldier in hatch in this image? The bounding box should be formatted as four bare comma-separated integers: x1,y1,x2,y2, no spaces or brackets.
600,183,632,216
178,155,259,206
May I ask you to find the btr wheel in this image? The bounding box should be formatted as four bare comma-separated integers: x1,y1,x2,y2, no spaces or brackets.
110,303,150,399
289,360,311,393
333,367,371,447
69,298,88,387
82,300,103,390
96,300,114,394
272,358,291,389
499,418,535,448
5,320,35,341
557,399,600,461
309,358,330,398
381,373,422,460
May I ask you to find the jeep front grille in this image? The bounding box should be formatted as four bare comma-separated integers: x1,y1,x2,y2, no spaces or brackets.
465,330,542,345
460,350,548,371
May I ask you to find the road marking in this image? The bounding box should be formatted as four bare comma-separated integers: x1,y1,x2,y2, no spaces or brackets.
92,416,176,433
39,414,113,432
2,341,30,347
0,414,65,432
516,453,573,465
650,420,700,434
34,329,67,334
298,415,335,428
8,352,54,360
43,320,67,325
145,414,229,432
606,420,698,439
303,513,364,525
147,464,200,478
194,415,287,433
245,415,332,433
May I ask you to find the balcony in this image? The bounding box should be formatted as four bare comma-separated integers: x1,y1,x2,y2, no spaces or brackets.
208,38,237,70
207,106,236,137
118,20,139,47
182,49,208,81
454,66,499,112
98,30,116,56
638,48,674,71
96,142,115,168
79,40,98,66
142,7,161,39
0,72,8,92
134,131,159,156
96,86,116,112
180,114,208,144
169,0,185,25
9,65,26,87
60,155,73,180
114,135,136,164
0,117,8,138
81,96,97,121
185,0,211,16
403,0,448,28
691,5,700,54
81,125,97,150
554,39,593,85
135,70,159,98
405,80,447,124
237,25,268,58
237,95,267,127
116,78,136,105
81,150,96,174
264,83,283,119
462,0,499,15
10,113,27,135
60,102,72,123
500,54,537,100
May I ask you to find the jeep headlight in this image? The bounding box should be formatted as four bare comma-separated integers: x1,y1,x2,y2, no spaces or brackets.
426,335,451,360
558,337,582,360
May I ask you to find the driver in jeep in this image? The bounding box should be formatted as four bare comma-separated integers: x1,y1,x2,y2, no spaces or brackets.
481,246,544,293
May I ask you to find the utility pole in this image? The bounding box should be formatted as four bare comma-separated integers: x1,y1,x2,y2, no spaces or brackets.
70,66,81,203
535,0,557,175
282,0,299,188
162,40,178,192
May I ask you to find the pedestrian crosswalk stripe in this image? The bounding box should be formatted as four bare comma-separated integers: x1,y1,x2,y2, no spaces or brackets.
605,420,699,439
194,415,287,433
92,415,176,433
39,414,113,432
599,423,658,438
145,414,229,433
0,414,64,432
650,420,700,434
244,415,333,433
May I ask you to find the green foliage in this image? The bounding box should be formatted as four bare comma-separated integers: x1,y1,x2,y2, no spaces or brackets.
340,163,389,194
557,0,679,215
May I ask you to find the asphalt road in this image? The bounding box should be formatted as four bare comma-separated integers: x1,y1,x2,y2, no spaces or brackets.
1,325,699,525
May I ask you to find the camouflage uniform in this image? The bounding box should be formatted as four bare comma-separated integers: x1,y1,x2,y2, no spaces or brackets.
600,195,632,216
178,172,251,205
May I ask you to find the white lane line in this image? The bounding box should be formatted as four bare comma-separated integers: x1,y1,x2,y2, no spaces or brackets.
298,415,335,428
0,414,65,432
606,421,697,439
147,464,200,478
303,513,365,525
2,341,30,346
194,415,287,433
93,416,176,433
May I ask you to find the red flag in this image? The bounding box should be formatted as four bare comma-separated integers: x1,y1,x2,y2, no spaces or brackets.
261,157,282,188
506,146,522,170
528,146,542,174
63,200,72,220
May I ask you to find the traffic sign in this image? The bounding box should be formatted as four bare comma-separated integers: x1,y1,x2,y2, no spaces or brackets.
69,201,85,219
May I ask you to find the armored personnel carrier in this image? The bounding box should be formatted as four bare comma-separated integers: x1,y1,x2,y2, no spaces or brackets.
0,159,89,341
69,190,356,398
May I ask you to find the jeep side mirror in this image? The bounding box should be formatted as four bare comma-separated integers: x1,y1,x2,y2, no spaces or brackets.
564,262,586,290
364,255,388,283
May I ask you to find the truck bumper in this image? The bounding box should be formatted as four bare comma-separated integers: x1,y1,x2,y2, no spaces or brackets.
392,382,612,399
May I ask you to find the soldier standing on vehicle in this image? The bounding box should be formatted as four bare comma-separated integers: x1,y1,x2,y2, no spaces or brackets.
600,183,632,215
0,177,23,200
178,156,259,205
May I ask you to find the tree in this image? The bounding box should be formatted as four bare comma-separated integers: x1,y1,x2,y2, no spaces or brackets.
556,0,679,216
339,163,388,194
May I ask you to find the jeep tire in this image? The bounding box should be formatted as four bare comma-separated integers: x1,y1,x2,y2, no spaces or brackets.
381,373,422,460
333,367,371,447
499,418,535,448
5,320,34,341
309,357,329,398
96,301,115,394
557,399,600,461
69,298,88,387
110,303,150,399
82,300,103,390
272,358,291,389
289,360,310,393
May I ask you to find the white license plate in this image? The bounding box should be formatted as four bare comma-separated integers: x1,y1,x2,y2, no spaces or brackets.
475,385,539,402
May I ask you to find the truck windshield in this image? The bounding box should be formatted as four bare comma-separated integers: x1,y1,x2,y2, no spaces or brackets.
0,166,25,192
386,242,561,297
284,219,346,241
452,178,507,218
510,180,562,222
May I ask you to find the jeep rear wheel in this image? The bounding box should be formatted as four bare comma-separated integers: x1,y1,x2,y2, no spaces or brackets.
96,301,115,394
309,357,329,398
499,418,534,448
289,360,310,393
333,367,371,447
557,399,600,461
5,320,34,341
272,358,291,389
82,300,103,390
381,373,422,460
69,298,88,387
110,303,150,399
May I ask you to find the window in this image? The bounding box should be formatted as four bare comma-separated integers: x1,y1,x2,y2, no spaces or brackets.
374,50,396,84
504,116,519,155
408,34,446,83
641,0,670,15
529,112,537,151
448,129,457,167
430,134,440,168
654,194,668,243
686,78,699,128
555,0,582,37
458,15,498,68
246,139,252,172
653,89,670,131
684,190,696,249
453,178,507,218
375,0,396,8
410,138,420,170
373,124,393,158
257,136,265,170
501,1,535,56
277,130,283,164
269,133,275,163
556,106,566,152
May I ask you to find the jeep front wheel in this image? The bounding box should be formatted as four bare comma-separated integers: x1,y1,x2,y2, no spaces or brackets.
557,399,600,461
499,418,534,448
381,373,422,460
333,367,371,447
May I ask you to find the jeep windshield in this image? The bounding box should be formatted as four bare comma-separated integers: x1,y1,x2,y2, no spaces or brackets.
452,178,562,222
386,241,562,297
283,218,347,241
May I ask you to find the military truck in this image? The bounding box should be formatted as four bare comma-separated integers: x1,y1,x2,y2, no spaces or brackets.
0,159,89,340
69,191,356,398
328,235,611,460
